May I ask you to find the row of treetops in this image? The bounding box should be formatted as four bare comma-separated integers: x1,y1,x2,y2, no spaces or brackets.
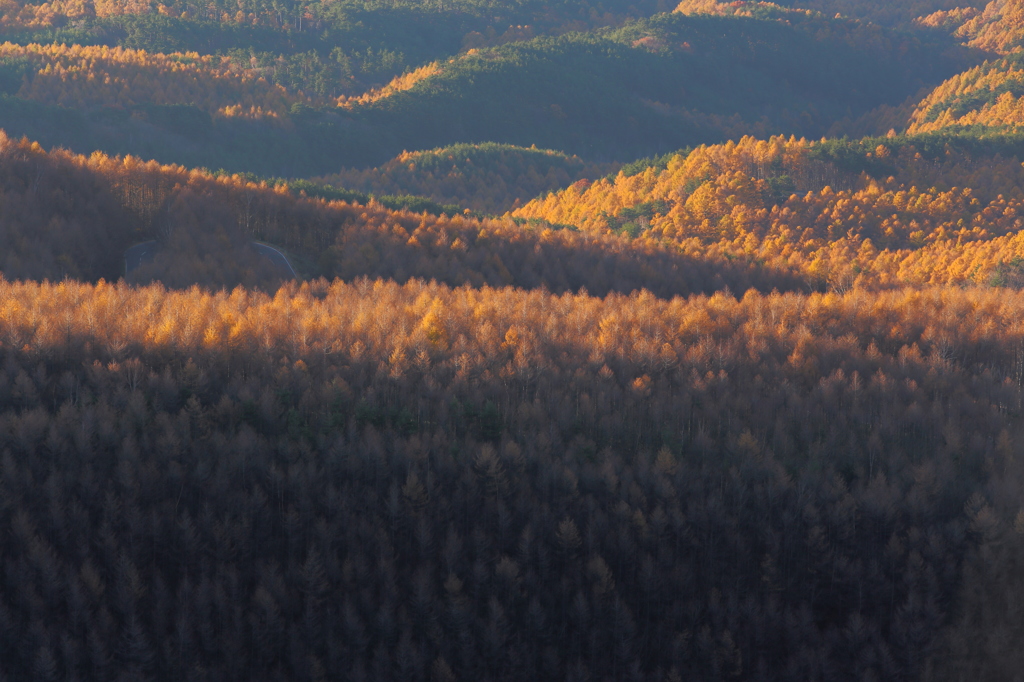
4,276,1024,484
0,0,346,30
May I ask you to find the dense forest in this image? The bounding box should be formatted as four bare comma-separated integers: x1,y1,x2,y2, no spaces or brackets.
908,50,1024,132
6,0,1024,679
0,279,1022,681
337,9,974,160
514,131,1024,289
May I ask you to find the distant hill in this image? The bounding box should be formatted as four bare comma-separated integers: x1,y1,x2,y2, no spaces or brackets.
769,0,987,28
0,5,979,175
0,0,671,74
318,143,616,214
344,9,975,161
0,43,306,115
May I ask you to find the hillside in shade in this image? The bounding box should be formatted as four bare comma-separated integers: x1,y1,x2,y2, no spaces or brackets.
767,0,987,27
344,9,975,162
0,3,980,174
318,143,616,214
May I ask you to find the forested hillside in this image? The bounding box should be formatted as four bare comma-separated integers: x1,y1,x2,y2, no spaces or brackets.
318,143,615,213
514,132,1024,289
0,0,981,173
776,0,987,27
0,279,1021,680
909,51,1024,132
946,0,1024,54
343,10,974,161
4,0,1024,679
0,133,800,294
0,42,305,114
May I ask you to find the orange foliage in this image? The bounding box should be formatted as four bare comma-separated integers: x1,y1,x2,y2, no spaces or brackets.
0,0,94,30
0,0,275,28
0,132,802,295
337,62,443,109
675,0,815,18
14,127,1024,297
513,135,1024,290
909,54,1024,133
915,6,982,30
6,278,1024,405
0,42,307,116
955,0,1024,53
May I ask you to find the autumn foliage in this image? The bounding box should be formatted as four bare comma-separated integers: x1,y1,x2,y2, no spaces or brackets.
514,134,1024,291
952,0,1024,53
4,0,1024,676
0,132,804,294
909,52,1024,133
17,129,1024,296
0,42,306,117
0,277,1022,678
336,61,443,109
675,0,985,32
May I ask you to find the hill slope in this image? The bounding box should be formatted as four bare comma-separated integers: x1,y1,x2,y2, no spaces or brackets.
0,5,979,174
0,133,804,294
0,42,305,115
774,0,987,27
513,132,1024,290
909,51,1024,133
318,143,616,214
345,10,974,161
951,0,1024,54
